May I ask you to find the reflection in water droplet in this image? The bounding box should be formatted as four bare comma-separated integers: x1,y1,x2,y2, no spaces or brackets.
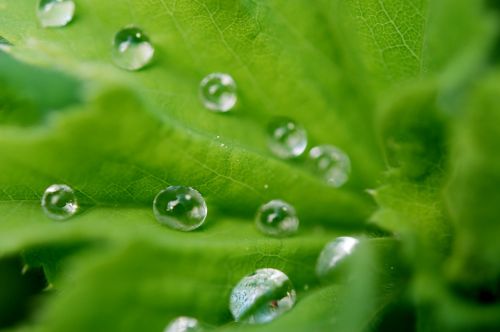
230,268,296,324
164,316,200,332
199,73,237,112
255,200,299,237
112,26,154,71
153,186,207,231
309,145,351,188
316,237,359,279
41,184,78,220
37,0,75,28
267,117,307,159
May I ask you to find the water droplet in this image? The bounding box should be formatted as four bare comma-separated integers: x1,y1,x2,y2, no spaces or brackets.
230,268,296,324
267,118,307,159
316,237,359,279
112,26,154,71
41,184,78,220
263,184,269,190
153,186,207,231
164,316,200,332
37,0,75,28
309,145,351,188
255,200,299,237
199,73,237,112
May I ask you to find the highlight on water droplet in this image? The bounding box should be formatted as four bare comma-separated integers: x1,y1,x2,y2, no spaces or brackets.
41,184,78,220
255,200,299,237
229,268,296,324
199,73,237,112
267,117,307,159
316,237,359,279
309,144,351,188
153,186,207,231
164,316,200,332
37,0,75,28
112,26,154,71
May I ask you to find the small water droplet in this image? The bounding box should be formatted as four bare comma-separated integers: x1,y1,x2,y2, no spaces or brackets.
230,268,296,324
263,184,269,190
309,145,351,188
267,117,307,159
316,237,359,279
37,0,75,28
112,26,154,71
41,184,78,220
199,73,237,112
153,186,207,231
255,200,299,237
164,316,200,332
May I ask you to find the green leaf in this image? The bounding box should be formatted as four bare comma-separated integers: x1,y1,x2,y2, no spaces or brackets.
446,71,500,289
1,0,500,331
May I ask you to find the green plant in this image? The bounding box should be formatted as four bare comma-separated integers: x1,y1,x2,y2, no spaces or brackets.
0,0,499,331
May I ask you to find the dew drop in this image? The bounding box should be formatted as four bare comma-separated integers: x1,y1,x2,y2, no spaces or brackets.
164,316,200,332
315,237,359,279
112,26,154,71
255,200,299,237
229,268,296,324
267,117,307,159
37,0,75,28
153,186,207,231
199,73,237,112
309,145,351,188
41,184,78,220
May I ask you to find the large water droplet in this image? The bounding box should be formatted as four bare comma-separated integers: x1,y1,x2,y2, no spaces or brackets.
164,316,200,332
41,184,78,220
230,268,296,324
309,145,351,188
37,0,75,28
112,27,154,71
199,73,237,112
267,118,307,159
316,237,359,279
255,200,299,237
153,186,207,231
